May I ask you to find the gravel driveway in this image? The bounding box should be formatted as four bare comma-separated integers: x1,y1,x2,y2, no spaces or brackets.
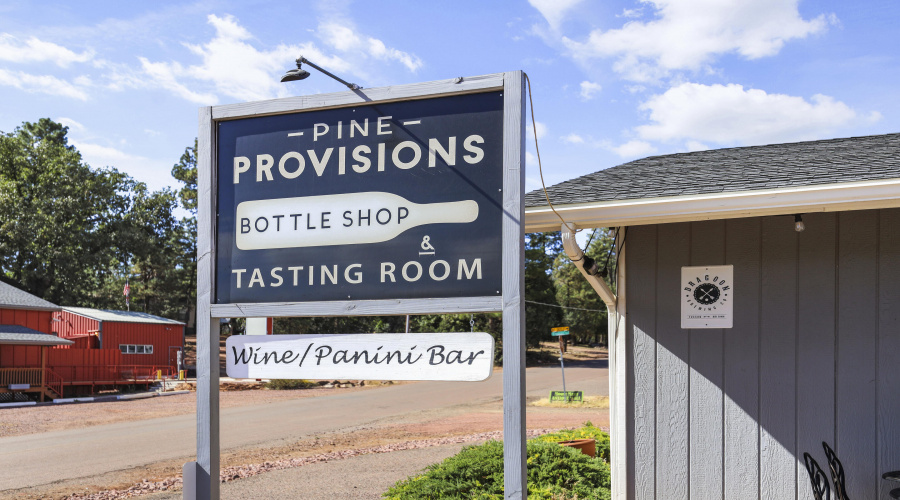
149,443,467,500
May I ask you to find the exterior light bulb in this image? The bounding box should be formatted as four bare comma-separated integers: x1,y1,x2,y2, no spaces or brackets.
794,215,805,232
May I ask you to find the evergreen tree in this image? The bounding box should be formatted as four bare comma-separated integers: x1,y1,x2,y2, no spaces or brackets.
552,229,616,345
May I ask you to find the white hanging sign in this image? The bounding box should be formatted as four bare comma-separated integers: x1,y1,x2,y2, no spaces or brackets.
681,265,733,329
226,332,494,381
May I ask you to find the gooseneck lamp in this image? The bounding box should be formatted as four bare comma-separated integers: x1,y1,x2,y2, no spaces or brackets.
280,56,361,90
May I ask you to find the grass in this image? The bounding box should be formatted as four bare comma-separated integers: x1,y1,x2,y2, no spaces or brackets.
264,379,317,390
530,395,610,409
384,423,611,499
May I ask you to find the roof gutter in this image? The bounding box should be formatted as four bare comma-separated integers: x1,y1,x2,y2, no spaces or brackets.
561,223,616,308
527,177,900,232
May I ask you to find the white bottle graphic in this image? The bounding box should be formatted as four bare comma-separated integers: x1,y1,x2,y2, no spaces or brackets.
235,191,479,250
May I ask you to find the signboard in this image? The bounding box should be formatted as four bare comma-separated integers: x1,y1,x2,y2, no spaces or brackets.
226,332,494,381
193,72,527,500
549,391,583,402
550,326,570,336
216,92,504,304
681,265,733,328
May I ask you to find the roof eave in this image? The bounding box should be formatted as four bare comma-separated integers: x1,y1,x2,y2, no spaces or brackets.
0,339,74,346
0,304,61,312
524,177,900,232
62,308,185,325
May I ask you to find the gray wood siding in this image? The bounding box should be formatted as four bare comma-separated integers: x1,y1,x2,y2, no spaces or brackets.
624,208,900,500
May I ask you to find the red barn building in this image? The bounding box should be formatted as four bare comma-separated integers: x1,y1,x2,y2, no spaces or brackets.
0,281,72,400
1,281,185,400
57,307,184,371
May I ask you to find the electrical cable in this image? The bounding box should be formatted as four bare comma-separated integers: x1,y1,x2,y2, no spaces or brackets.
524,299,606,313
600,227,619,277
612,227,628,278
524,73,567,227
584,228,598,251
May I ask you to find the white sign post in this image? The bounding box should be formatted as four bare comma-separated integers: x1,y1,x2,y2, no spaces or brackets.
189,71,526,499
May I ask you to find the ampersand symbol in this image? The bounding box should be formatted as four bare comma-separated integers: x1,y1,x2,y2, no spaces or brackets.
421,235,435,251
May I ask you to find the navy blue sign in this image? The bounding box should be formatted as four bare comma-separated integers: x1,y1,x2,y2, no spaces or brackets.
216,91,504,304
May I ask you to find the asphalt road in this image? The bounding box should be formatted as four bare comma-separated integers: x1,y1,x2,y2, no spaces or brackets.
0,360,607,492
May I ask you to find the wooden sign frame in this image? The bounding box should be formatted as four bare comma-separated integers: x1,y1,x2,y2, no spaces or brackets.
187,71,526,499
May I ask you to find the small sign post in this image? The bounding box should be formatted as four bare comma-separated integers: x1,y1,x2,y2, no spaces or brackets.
551,327,571,402
549,390,583,402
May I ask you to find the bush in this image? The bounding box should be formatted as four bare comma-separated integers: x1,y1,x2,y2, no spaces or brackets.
534,422,611,463
384,437,610,499
264,379,316,390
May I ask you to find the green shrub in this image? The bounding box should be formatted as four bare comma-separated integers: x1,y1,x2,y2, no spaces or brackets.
384,438,610,499
264,379,316,390
534,422,611,463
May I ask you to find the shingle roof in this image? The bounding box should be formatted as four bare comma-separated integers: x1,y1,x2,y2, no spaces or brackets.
524,133,900,208
0,325,74,346
62,307,184,325
0,281,60,311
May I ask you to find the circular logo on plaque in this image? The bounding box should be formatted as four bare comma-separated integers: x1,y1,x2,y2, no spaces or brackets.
684,273,730,311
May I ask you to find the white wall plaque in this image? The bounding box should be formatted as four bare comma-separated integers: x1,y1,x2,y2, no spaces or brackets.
226,332,494,381
681,265,733,329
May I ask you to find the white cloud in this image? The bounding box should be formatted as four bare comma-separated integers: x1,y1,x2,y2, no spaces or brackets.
56,117,86,132
610,139,657,158
527,120,548,140
72,140,173,192
635,83,859,146
137,14,320,103
525,151,539,175
618,8,644,19
563,0,831,81
138,57,219,104
685,140,710,152
0,34,94,67
136,14,422,104
579,80,602,100
529,0,584,30
562,133,585,144
0,68,89,100
318,22,422,72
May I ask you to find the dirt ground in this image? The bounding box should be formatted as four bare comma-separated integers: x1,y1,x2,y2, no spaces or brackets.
1,344,608,499
0,385,375,439
10,403,608,500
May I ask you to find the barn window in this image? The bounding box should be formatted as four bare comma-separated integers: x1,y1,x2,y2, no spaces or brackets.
119,344,154,354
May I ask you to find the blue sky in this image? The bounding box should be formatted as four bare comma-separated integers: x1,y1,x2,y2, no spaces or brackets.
1,0,897,196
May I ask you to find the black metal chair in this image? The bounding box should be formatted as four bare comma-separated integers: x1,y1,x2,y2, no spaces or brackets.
803,452,831,500
883,471,900,498
822,442,849,500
